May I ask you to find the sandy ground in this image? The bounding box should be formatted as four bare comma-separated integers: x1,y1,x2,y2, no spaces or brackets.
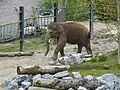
0,52,53,89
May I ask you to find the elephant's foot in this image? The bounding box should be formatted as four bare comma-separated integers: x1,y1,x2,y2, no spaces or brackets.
77,50,82,53
51,55,57,60
77,51,82,54
61,54,65,57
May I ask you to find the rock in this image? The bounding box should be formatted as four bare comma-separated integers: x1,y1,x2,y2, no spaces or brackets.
7,79,19,90
57,56,71,65
96,74,120,90
83,78,102,90
54,70,69,78
4,75,31,90
68,54,85,64
4,76,17,87
68,88,75,90
17,75,29,82
41,74,54,79
28,87,56,90
85,58,91,61
77,86,87,90
19,87,24,90
62,77,73,80
21,81,31,89
72,72,82,79
32,74,41,81
56,62,62,66
103,65,110,69
57,54,93,65
95,85,110,90
84,75,94,80
48,61,57,65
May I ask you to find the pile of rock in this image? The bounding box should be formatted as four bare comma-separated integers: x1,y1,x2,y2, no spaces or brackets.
57,53,107,65
4,68,120,90
57,53,92,65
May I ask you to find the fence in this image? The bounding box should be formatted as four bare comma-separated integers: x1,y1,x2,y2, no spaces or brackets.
24,15,54,36
0,3,66,43
0,16,54,43
0,22,19,43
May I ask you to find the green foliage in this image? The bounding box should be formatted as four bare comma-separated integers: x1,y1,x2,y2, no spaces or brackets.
94,0,117,22
42,0,90,21
41,0,57,9
91,53,107,62
66,0,90,21
41,0,118,22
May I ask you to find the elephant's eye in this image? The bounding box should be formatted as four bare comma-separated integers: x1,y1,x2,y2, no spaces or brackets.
54,31,58,34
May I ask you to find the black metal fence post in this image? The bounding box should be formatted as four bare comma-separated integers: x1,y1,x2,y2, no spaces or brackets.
62,4,67,22
90,0,94,39
19,6,24,51
54,3,58,22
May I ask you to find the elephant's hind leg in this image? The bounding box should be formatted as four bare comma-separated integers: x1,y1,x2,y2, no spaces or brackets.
77,44,83,53
60,48,65,57
84,41,92,54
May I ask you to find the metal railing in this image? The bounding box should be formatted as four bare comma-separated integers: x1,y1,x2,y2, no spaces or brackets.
0,22,19,43
0,15,54,43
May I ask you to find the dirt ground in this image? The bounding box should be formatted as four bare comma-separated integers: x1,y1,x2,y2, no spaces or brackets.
0,22,118,89
0,52,53,89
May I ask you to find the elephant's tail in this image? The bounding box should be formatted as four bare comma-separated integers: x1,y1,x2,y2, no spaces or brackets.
44,39,51,56
88,32,91,39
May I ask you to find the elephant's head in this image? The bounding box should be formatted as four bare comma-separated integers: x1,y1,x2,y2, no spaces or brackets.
47,22,64,38
44,22,64,56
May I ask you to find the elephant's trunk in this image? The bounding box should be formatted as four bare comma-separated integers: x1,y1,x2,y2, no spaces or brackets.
44,29,51,56
44,39,51,56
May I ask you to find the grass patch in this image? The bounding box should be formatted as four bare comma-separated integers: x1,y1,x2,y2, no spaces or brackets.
0,38,46,52
69,54,120,77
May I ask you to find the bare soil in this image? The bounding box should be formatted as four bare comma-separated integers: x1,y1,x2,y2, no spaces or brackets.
0,51,55,89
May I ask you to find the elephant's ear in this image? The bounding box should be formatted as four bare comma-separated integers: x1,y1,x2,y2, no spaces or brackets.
57,24,64,34
44,23,57,30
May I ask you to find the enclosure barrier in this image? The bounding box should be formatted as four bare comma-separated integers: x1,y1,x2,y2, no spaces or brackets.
0,15,54,43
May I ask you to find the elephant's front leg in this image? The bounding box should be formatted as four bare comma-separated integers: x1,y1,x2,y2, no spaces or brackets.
52,42,66,60
52,34,67,60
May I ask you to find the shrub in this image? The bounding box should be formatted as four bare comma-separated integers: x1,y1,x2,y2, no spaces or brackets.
66,0,90,21
41,0,118,22
41,0,90,21
94,0,117,22
91,53,108,62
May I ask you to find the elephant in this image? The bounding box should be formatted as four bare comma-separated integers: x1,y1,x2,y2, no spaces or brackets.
44,21,92,60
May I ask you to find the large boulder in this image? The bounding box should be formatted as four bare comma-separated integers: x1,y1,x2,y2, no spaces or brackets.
96,74,120,90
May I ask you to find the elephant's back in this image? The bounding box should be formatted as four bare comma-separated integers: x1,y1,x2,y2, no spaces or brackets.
62,22,89,44
62,22,89,37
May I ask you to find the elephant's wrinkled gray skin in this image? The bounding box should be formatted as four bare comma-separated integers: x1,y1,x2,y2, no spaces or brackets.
45,21,92,60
